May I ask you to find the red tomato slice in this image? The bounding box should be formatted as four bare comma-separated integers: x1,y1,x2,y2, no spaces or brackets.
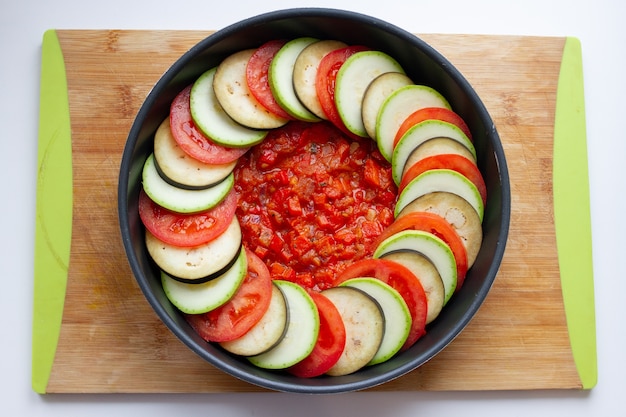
398,153,487,205
287,290,347,378
246,40,294,120
138,188,238,247
185,248,273,342
169,85,249,164
392,107,473,148
335,258,428,351
315,45,369,139
371,211,469,290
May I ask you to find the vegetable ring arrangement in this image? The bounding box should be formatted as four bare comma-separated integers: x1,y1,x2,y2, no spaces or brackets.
138,37,487,377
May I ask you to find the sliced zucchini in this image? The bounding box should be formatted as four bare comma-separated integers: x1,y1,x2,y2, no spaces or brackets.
269,37,321,122
189,66,268,147
376,84,451,162
374,229,458,305
142,153,234,214
391,120,476,185
161,247,247,314
248,280,319,369
394,168,484,222
334,50,405,138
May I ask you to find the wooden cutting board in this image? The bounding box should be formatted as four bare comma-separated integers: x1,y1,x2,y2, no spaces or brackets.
32,30,596,394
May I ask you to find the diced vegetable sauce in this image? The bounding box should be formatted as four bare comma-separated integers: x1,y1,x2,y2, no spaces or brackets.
234,121,397,290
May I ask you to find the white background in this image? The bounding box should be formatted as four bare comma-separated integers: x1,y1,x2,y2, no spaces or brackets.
2,0,625,415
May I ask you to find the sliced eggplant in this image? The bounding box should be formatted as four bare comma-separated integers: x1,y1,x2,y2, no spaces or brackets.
293,39,348,120
322,286,384,376
212,49,289,130
145,216,243,283
153,117,236,190
340,277,411,365
379,250,445,324
220,282,289,356
404,137,477,170
397,191,483,268
361,72,413,140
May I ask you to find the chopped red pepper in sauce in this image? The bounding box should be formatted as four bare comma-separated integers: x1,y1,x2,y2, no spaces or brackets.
234,121,397,291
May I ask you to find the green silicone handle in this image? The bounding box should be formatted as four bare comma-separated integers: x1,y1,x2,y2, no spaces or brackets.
32,29,73,394
553,36,597,389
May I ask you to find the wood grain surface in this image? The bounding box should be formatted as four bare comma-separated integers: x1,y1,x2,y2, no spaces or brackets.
43,30,580,393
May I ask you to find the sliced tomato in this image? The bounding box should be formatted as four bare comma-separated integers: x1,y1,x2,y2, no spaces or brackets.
315,45,369,139
138,188,238,247
335,258,428,351
372,211,469,290
287,290,347,378
398,153,487,205
246,40,293,120
185,248,273,342
169,85,249,164
392,107,473,148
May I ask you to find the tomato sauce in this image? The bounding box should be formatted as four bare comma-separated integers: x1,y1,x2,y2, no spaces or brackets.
234,121,397,290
